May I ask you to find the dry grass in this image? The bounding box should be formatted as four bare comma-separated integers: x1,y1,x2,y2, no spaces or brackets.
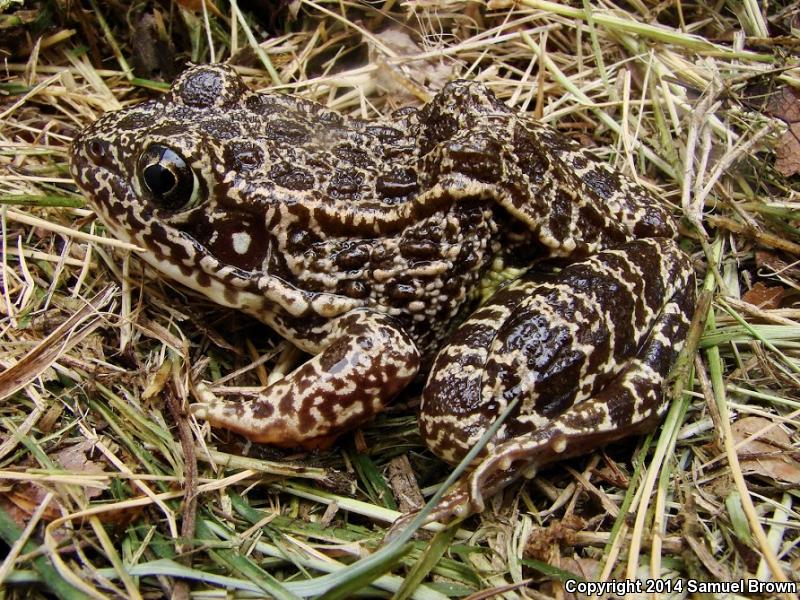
1,1,799,598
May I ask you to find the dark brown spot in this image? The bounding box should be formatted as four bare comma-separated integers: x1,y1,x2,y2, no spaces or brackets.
201,119,241,140
441,277,463,295
337,279,371,299
581,166,621,201
286,227,320,251
319,337,352,372
251,400,275,420
172,65,247,109
316,110,341,125
399,239,439,260
266,119,310,144
456,241,480,268
245,94,280,115
225,141,263,171
116,107,158,131
334,145,371,168
377,169,419,199
107,198,127,218
189,217,268,272
335,243,371,270
546,189,574,242
572,153,588,170
327,171,363,198
270,162,314,190
367,125,405,144
387,282,418,302
632,207,675,238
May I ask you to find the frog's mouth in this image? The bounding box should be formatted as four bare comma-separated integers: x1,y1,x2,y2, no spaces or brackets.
69,124,363,347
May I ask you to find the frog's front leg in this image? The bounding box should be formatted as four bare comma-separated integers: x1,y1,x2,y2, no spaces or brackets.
192,310,420,448
419,238,695,517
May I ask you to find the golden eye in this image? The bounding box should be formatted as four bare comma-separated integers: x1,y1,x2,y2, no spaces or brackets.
138,144,198,210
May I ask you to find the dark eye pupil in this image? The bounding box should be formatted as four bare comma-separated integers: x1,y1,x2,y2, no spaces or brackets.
143,163,177,194
138,144,195,210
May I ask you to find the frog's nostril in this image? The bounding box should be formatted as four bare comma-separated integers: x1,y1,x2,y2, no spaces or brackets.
85,138,112,166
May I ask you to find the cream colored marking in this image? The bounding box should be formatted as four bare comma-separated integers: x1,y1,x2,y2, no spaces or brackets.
551,436,568,453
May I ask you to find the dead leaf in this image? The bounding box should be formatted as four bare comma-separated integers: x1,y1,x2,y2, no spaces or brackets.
525,514,587,560
56,440,102,471
387,454,424,512
764,86,800,177
732,416,800,484
742,281,786,309
56,440,108,500
371,27,456,102
0,286,116,402
131,10,177,81
38,402,64,433
755,250,800,279
539,556,600,600
681,494,732,580
2,484,63,523
766,86,800,123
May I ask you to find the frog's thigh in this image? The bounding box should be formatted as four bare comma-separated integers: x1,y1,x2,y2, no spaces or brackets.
191,310,420,448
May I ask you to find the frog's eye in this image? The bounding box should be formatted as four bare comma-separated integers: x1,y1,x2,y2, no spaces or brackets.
138,144,198,210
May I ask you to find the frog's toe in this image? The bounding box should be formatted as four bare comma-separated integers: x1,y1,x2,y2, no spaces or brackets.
467,488,486,514
383,486,475,542
189,387,299,445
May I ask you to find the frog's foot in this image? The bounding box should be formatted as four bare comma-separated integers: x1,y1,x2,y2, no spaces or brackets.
191,310,420,448
384,469,523,542
384,486,470,542
402,286,691,527
432,469,523,522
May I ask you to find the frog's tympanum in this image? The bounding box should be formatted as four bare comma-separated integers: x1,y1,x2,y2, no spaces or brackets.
70,64,695,520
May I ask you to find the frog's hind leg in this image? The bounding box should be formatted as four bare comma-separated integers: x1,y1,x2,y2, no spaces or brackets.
419,238,695,521
476,248,694,511
466,298,691,512
191,310,420,449
406,286,692,529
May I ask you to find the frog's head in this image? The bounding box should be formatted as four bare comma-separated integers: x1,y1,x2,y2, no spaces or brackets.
70,64,361,327
70,64,272,272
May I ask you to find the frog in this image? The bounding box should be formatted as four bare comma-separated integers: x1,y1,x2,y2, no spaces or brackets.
69,64,695,520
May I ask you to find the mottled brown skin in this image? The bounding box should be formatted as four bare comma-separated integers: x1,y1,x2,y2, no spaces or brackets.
70,64,695,520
